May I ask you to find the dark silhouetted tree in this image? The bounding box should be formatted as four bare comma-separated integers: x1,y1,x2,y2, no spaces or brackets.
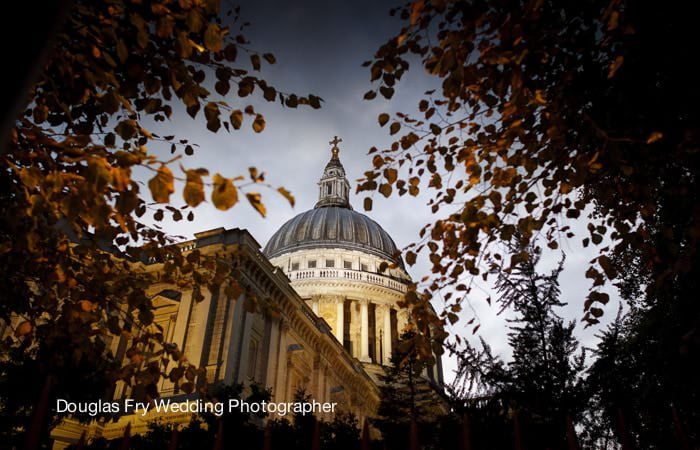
452,242,586,449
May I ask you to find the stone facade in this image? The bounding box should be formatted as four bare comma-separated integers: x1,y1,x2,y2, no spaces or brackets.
52,228,381,448
51,139,444,448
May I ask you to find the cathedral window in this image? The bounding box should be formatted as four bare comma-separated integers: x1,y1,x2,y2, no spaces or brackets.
343,260,352,269
361,263,369,272
326,259,335,268
307,260,316,268
291,262,299,271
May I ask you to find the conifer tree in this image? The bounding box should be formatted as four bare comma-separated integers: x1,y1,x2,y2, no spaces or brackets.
452,241,586,449
375,331,445,450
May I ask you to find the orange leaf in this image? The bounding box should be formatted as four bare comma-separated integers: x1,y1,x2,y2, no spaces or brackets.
608,55,624,78
646,131,663,144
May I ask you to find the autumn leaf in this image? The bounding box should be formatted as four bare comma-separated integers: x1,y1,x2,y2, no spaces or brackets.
379,183,393,197
183,168,208,207
608,55,624,78
15,321,32,337
246,192,266,217
410,0,425,26
251,54,261,71
230,110,243,129
148,165,175,203
79,300,98,312
646,131,663,144
203,23,222,52
384,168,398,184
252,114,266,133
277,187,295,207
211,174,238,210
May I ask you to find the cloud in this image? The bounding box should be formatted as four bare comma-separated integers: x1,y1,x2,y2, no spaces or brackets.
135,0,621,386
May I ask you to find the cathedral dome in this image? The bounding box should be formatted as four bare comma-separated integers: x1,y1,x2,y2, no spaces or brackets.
262,137,404,268
263,206,401,263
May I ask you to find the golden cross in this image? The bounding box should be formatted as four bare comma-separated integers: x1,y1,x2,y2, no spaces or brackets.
329,136,342,158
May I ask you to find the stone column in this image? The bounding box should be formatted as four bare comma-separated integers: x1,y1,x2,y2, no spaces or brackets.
171,290,193,351
264,317,281,389
397,308,408,335
382,305,392,365
360,300,370,362
335,298,344,343
312,298,319,315
274,320,289,402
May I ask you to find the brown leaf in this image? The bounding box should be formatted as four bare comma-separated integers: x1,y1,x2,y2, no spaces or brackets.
646,131,663,144
250,54,261,71
384,168,398,184
204,23,222,52
252,114,266,133
15,321,32,337
379,183,392,197
230,110,243,129
608,55,624,78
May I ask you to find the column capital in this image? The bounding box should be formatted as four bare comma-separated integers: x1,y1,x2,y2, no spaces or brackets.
279,318,290,332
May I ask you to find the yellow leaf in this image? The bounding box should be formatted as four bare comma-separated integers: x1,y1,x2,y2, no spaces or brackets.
534,89,546,105
188,39,205,53
211,174,238,210
148,165,175,203
246,192,266,217
277,187,295,207
183,169,207,207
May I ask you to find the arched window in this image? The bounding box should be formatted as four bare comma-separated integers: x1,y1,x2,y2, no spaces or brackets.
327,183,332,195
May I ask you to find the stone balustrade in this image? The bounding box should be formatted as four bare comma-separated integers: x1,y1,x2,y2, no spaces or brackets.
289,268,407,293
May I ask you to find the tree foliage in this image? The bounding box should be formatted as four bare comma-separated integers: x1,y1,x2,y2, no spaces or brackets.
450,241,586,449
1,0,319,438
360,0,700,330
374,331,449,450
584,293,700,447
